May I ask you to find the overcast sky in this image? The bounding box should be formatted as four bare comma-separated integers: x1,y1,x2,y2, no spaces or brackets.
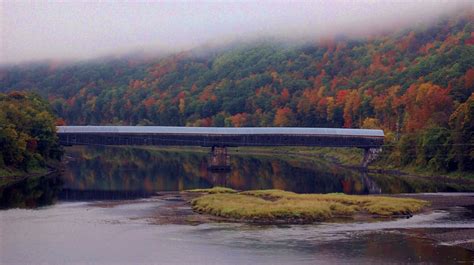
1,0,472,64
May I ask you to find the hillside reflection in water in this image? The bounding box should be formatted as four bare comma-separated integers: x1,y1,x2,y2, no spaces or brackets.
61,146,381,198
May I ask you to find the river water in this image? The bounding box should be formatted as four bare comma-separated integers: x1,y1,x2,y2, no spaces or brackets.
1,146,473,264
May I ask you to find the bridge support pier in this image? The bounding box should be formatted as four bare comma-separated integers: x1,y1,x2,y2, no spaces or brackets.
362,147,382,168
208,146,231,171
360,171,382,194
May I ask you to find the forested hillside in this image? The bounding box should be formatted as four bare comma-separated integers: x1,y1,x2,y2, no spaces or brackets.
1,13,473,173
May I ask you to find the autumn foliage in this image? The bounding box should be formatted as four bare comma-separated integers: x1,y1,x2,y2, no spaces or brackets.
0,92,63,172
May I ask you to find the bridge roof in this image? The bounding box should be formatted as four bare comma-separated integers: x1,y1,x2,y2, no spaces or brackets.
57,126,384,137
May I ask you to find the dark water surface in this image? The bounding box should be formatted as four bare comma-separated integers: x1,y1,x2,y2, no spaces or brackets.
1,146,473,264
57,146,469,200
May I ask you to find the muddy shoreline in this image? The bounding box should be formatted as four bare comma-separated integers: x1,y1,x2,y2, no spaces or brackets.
394,193,474,209
395,193,474,251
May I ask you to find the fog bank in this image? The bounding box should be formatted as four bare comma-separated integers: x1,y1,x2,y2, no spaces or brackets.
1,0,472,64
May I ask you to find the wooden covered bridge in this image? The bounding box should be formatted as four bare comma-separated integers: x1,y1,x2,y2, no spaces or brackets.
57,126,384,169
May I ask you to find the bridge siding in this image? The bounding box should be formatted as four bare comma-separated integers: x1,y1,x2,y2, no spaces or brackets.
58,132,383,148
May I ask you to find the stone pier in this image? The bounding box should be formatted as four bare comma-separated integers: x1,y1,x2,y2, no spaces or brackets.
208,146,231,171
362,147,382,168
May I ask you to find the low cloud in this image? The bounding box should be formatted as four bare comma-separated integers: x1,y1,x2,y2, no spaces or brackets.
1,0,472,64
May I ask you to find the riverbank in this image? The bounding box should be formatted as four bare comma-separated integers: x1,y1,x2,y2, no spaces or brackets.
232,146,474,182
0,161,63,188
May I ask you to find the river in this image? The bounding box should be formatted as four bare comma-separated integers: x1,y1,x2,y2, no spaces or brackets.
1,146,473,264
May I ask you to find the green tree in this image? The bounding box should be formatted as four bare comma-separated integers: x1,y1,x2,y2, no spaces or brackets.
448,93,474,171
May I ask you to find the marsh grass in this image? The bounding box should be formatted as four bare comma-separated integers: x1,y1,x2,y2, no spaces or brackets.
191,189,428,223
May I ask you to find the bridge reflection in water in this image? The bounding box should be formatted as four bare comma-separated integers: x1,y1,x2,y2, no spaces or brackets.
57,126,384,169
59,146,387,197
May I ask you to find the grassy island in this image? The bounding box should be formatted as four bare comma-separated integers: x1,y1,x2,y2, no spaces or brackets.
189,188,428,224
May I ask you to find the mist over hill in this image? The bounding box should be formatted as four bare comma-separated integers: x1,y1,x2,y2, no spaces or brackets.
2,1,471,64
